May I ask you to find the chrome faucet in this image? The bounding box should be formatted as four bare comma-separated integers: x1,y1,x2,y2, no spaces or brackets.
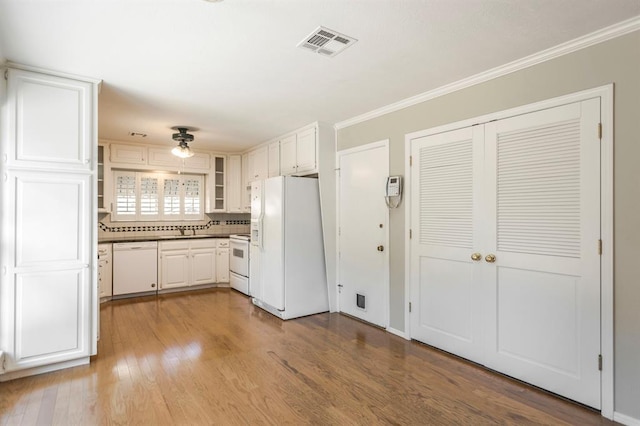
177,226,186,236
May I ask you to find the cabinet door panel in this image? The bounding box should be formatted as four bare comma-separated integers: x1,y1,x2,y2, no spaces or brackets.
110,144,146,165
16,270,87,360
184,153,211,171
280,135,297,176
268,142,280,177
160,250,190,289
249,147,268,181
7,69,92,169
295,127,316,174
216,248,230,283
12,171,91,269
148,147,179,168
192,249,216,285
227,154,242,213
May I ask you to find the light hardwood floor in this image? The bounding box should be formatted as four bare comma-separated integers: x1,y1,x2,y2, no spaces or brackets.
0,288,613,425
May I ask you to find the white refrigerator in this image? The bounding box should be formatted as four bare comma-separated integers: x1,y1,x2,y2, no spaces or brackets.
250,176,329,319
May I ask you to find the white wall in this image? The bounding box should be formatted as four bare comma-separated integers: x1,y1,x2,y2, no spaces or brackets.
337,31,640,420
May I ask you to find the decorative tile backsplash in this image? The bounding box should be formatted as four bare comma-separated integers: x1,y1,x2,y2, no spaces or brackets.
99,220,222,233
98,213,250,239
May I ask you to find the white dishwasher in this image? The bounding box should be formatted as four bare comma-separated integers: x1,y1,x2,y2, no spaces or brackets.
113,241,158,297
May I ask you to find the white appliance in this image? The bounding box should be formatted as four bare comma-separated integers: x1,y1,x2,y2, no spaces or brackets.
229,234,250,295
113,241,158,297
251,176,328,320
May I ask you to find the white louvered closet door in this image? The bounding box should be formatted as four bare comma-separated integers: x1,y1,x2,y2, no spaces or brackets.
410,125,486,362
483,99,601,409
410,98,601,409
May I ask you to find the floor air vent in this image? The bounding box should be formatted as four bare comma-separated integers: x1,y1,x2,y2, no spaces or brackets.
297,26,357,57
357,294,366,310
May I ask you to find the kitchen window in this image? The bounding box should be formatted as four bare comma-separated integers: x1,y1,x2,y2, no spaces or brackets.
112,171,204,221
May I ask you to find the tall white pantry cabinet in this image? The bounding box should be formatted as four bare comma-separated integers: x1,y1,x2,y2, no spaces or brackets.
0,65,100,380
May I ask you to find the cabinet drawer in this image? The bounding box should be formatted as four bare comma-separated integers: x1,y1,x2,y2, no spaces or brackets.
159,240,190,251
191,239,217,249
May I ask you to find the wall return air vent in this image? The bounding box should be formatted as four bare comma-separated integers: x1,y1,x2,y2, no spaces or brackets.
297,26,357,57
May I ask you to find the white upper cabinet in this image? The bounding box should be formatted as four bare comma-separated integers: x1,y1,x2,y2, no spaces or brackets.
208,155,226,212
279,134,297,176
184,152,211,171
279,127,317,176
97,143,112,213
248,146,268,181
268,141,280,177
110,143,147,165
6,68,94,170
295,127,316,174
226,154,242,213
241,153,251,212
147,148,210,172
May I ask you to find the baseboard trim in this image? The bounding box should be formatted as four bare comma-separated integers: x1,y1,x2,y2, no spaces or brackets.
387,327,410,340
0,357,90,382
614,412,640,426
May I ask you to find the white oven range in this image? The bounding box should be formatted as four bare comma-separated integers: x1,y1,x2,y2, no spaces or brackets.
229,234,251,295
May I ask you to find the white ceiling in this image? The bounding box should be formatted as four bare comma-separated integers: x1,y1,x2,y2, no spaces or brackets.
0,0,638,152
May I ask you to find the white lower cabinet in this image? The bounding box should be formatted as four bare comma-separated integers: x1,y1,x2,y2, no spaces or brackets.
216,239,230,283
98,244,112,300
160,246,191,290
159,239,229,290
192,248,217,286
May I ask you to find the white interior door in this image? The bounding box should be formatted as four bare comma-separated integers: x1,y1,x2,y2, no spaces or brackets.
338,142,389,328
410,126,486,361
410,99,602,408
482,99,601,408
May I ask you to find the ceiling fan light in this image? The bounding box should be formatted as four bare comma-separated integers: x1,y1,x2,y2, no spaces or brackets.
171,141,195,158
170,126,196,158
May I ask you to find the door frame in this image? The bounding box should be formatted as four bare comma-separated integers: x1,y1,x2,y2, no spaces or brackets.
404,85,614,418
336,139,390,328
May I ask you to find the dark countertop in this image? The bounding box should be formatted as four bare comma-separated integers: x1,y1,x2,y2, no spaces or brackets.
98,234,232,244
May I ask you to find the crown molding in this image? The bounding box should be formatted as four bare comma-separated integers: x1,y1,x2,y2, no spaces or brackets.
335,15,640,130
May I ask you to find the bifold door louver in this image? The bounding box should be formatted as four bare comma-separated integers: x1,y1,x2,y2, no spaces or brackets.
297,26,357,57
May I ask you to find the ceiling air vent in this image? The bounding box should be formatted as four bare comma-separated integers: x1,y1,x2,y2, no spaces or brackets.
297,26,357,58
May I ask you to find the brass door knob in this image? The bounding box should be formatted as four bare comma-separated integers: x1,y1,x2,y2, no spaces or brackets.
485,254,496,263
471,253,482,261
377,245,384,252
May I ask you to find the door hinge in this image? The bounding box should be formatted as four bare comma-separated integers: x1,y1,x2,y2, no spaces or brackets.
337,283,343,294
598,239,602,255
3,69,7,80
409,155,412,167
597,123,602,140
0,351,5,372
598,354,602,371
338,227,341,236
409,302,412,313
409,229,412,239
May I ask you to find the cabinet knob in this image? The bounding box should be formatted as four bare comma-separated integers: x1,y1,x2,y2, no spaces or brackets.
377,245,384,252
471,253,482,261
485,254,496,263
151,283,156,288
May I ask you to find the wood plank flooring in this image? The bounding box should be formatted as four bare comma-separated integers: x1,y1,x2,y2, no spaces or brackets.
0,288,614,425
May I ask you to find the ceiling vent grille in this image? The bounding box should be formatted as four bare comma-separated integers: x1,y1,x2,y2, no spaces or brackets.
297,26,357,58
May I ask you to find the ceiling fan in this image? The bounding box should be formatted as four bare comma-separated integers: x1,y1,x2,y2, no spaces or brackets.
171,126,195,158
